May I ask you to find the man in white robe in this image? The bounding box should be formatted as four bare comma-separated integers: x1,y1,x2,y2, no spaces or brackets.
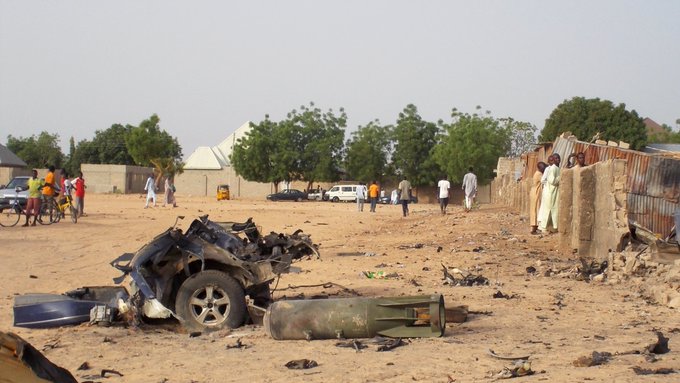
538,154,561,232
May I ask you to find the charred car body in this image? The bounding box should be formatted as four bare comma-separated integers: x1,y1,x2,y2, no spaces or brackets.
111,216,319,331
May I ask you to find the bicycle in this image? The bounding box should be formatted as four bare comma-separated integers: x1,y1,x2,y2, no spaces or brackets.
38,194,59,225
55,193,78,224
0,186,24,227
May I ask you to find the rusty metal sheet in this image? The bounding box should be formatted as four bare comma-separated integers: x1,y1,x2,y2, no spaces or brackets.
628,193,679,238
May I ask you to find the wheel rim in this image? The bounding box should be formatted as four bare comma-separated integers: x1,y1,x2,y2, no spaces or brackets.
188,284,231,327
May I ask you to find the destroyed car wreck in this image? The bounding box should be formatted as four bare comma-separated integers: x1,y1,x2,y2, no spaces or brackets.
111,215,319,331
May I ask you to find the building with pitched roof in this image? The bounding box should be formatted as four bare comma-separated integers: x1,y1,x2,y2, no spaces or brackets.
175,122,276,198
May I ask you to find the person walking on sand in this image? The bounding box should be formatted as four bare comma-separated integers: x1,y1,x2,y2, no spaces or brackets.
462,167,477,212
144,174,157,208
530,162,547,234
356,182,367,212
398,176,412,217
163,177,177,207
538,154,561,233
368,181,379,212
437,175,451,215
23,169,42,227
72,171,86,217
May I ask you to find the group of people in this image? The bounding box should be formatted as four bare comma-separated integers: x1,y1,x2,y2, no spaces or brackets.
23,166,86,226
437,167,478,215
529,151,587,234
354,177,413,217
353,168,478,218
144,174,177,208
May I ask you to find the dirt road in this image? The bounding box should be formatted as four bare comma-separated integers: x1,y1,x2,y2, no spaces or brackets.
1,194,676,382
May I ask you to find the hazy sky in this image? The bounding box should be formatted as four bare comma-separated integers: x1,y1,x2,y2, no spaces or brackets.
1,1,679,158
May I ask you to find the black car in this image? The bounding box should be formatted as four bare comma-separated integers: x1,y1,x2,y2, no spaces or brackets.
379,195,418,204
266,189,308,202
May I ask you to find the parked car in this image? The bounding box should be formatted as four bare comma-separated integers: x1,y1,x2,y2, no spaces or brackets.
266,189,308,202
379,195,418,204
325,184,359,202
110,216,319,331
0,176,30,208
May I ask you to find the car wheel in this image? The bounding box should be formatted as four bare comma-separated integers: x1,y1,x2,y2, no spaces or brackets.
175,270,247,332
296,197,302,202
332,197,339,202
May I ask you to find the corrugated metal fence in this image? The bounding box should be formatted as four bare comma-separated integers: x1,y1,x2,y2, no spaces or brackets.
524,135,680,238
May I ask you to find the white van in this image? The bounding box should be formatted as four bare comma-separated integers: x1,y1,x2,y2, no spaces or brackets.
325,184,359,202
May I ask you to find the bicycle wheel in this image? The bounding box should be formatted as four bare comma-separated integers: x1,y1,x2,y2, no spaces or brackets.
69,204,77,223
0,206,21,227
39,199,57,225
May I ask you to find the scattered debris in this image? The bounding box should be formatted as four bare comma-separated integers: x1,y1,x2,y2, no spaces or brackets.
410,279,422,287
647,331,670,354
335,339,367,352
492,291,516,299
631,366,677,375
29,275,38,279
102,336,116,344
42,338,62,351
337,251,375,257
77,361,91,370
226,338,248,350
398,243,425,250
525,266,536,274
363,271,400,279
285,359,318,369
437,246,443,252
488,349,531,361
576,257,608,281
572,351,612,367
490,360,534,379
375,338,407,352
472,246,484,253
189,332,202,338
442,264,489,286
101,369,124,377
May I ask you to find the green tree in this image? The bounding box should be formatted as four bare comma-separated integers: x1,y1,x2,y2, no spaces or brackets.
6,132,64,169
125,114,183,180
540,97,647,150
648,124,680,144
500,118,537,157
391,104,440,186
287,103,346,189
433,109,510,184
231,118,293,192
345,120,392,182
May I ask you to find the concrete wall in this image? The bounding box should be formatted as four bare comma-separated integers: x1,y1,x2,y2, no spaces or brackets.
174,167,275,199
81,164,153,194
492,160,629,259
0,167,32,185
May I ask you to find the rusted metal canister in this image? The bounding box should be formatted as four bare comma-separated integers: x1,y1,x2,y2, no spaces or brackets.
264,294,445,340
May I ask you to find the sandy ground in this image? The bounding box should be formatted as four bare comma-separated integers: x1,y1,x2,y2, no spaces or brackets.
0,194,677,382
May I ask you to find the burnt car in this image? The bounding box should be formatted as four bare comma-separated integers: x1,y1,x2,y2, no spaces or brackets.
111,215,319,331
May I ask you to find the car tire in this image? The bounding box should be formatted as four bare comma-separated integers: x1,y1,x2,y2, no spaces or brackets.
332,197,339,203
296,197,302,202
175,270,247,332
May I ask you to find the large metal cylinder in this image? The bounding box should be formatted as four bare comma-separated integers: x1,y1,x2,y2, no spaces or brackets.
264,294,445,340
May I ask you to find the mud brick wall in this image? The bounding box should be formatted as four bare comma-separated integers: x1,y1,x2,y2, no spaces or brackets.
491,174,531,218
493,160,629,258
558,160,628,259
